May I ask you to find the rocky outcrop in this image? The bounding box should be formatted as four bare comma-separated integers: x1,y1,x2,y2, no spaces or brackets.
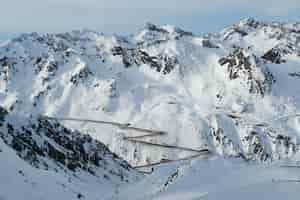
219,48,275,96
202,39,219,48
262,48,285,64
209,114,297,162
262,43,296,64
0,56,18,81
0,110,136,182
137,22,193,46
0,19,300,167
70,66,93,85
111,46,178,74
0,106,8,126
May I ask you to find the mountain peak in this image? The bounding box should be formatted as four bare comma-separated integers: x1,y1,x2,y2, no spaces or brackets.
237,17,260,28
1,18,300,199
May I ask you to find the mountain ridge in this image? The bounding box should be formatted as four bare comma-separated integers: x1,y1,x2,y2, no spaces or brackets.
1,17,300,199
1,16,300,170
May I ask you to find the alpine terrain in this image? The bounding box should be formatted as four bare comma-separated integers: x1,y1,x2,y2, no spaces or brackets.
1,18,300,199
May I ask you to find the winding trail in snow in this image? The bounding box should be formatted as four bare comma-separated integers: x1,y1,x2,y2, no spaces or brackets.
43,116,167,134
124,138,211,154
133,153,210,169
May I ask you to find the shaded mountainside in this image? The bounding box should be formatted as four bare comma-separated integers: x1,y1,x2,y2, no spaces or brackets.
0,106,140,199
0,18,300,168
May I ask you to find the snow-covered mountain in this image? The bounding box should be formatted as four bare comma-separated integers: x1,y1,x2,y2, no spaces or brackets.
1,17,300,199
0,106,140,199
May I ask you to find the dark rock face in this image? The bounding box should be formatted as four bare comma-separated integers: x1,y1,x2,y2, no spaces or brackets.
233,28,248,37
219,48,275,96
209,114,297,162
0,107,8,126
70,66,93,85
242,131,270,162
242,129,297,161
111,46,178,74
288,72,300,78
136,50,178,74
34,56,59,75
0,113,134,181
130,23,193,49
144,22,193,39
210,126,242,158
222,27,250,41
262,43,295,64
202,39,219,48
240,18,261,29
262,48,284,64
0,56,18,81
145,23,169,35
111,46,136,68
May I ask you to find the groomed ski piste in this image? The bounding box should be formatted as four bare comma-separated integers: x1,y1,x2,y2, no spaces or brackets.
1,18,300,199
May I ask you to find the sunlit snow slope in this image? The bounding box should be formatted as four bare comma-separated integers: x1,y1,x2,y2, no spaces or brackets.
1,18,300,168
112,156,300,200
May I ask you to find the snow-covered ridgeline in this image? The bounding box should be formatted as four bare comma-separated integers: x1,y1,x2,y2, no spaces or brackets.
0,18,300,167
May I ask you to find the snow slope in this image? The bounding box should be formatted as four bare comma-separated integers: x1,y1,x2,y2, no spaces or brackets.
112,156,300,200
0,138,129,200
1,17,300,199
0,107,140,200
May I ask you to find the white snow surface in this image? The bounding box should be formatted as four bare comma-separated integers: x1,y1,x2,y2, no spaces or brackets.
0,138,120,200
111,156,300,200
1,18,300,199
